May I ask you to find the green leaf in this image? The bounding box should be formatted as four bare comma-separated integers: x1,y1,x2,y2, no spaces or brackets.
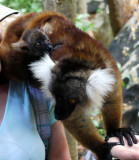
96,9,103,14
93,119,99,128
122,81,126,87
117,62,122,70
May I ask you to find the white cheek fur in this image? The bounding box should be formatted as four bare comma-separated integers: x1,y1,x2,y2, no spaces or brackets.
29,53,55,98
86,68,116,109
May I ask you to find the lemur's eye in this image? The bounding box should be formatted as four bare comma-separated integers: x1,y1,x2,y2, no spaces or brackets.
36,43,40,47
69,99,76,104
47,39,50,42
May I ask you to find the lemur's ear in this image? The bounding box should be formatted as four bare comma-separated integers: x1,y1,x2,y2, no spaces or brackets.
11,40,29,51
86,68,116,109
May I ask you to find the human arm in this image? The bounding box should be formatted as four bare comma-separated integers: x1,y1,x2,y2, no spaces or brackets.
48,121,71,160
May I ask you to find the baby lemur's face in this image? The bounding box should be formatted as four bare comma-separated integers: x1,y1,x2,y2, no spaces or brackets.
22,28,53,55
12,28,53,57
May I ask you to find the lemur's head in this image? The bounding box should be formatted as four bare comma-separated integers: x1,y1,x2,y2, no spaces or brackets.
30,54,116,120
12,28,53,57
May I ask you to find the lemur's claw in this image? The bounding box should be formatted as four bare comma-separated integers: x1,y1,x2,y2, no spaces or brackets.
105,127,137,146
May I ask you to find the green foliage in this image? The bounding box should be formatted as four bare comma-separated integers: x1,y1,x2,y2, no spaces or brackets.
122,75,132,88
117,62,132,88
92,110,106,138
76,14,97,32
96,8,103,14
98,128,105,137
0,0,42,13
122,81,126,88
93,119,99,128
116,62,122,71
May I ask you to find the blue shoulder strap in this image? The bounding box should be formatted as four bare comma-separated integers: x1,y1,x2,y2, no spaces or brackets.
27,84,51,139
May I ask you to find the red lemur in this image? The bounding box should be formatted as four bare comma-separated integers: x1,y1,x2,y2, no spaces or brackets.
0,11,137,160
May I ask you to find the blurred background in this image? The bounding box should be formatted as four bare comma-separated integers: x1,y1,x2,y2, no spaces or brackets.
0,0,138,159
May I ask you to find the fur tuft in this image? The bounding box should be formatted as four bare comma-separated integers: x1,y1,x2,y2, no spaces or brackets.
29,53,55,98
86,68,116,109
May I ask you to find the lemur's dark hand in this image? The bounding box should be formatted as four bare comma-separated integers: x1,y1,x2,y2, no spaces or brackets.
105,127,138,146
99,142,121,160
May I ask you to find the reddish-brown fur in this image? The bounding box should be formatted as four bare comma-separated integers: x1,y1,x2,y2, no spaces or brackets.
1,13,36,46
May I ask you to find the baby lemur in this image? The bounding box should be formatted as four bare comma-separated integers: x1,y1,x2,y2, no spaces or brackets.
0,27,53,84
13,28,53,56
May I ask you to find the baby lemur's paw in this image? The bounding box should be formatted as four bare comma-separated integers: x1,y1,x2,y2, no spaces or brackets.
105,127,137,146
99,142,121,160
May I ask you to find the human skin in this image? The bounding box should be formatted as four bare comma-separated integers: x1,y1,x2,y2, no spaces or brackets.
109,135,139,160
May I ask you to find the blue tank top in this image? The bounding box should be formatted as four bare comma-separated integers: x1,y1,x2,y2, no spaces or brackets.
0,80,45,160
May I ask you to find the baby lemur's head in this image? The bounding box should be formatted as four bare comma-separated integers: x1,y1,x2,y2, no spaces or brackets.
1,28,53,84
12,28,53,57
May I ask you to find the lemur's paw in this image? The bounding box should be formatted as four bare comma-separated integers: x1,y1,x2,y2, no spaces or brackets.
99,142,121,160
105,127,137,146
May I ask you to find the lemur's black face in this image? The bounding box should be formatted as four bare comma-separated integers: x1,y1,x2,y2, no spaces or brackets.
54,97,76,120
22,28,53,56
51,77,87,120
